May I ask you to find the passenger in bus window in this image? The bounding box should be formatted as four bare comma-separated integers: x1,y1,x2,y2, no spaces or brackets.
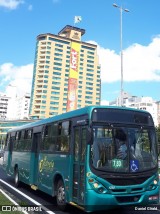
115,129,127,159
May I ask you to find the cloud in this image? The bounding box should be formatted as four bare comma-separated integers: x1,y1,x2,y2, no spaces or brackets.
0,0,24,10
0,63,33,96
28,4,32,11
87,35,160,83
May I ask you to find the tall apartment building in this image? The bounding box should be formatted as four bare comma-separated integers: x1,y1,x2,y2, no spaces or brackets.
29,25,101,119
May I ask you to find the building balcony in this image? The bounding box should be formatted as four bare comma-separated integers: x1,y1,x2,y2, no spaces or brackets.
36,90,42,93
40,51,46,55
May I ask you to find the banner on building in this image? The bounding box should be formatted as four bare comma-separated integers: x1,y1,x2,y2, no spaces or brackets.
66,42,80,112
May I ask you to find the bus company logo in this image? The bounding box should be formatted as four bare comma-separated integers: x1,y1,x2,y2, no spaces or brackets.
109,186,116,190
39,156,54,172
70,48,79,71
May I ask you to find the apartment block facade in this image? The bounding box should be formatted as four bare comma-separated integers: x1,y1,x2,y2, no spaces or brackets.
29,25,101,119
109,92,159,127
0,93,10,120
16,93,30,119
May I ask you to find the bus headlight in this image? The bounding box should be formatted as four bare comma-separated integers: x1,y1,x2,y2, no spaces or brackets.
93,182,99,188
147,179,158,191
153,180,158,185
88,178,107,194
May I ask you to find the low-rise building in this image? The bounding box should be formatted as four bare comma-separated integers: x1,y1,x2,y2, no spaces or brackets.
109,92,159,127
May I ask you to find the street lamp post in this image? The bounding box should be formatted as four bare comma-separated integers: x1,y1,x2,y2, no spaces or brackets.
113,3,129,106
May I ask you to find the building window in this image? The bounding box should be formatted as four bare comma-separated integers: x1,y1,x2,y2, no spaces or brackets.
87,55,94,59
87,60,94,63
54,53,63,57
55,48,63,52
52,76,61,80
87,51,94,55
85,96,92,99
86,91,93,94
54,57,62,61
86,73,93,77
54,62,62,66
51,91,60,95
52,81,60,85
87,64,94,68
82,45,95,51
48,37,70,44
51,96,59,100
50,107,58,110
52,86,60,90
85,101,92,104
53,67,62,71
55,43,63,48
86,87,93,90
86,82,93,86
50,101,59,105
53,71,61,76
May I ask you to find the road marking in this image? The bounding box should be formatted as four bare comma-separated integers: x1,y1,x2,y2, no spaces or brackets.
0,179,55,214
0,189,28,214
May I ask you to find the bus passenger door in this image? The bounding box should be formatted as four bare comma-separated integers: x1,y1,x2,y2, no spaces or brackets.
30,132,41,185
72,125,87,206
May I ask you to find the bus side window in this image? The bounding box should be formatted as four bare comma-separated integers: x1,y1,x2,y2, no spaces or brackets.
5,134,10,150
24,129,32,151
10,136,15,152
14,132,19,151
21,130,25,139
16,130,24,151
41,124,52,152
56,121,70,152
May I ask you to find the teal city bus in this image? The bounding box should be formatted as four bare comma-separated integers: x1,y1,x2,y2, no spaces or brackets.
3,106,159,212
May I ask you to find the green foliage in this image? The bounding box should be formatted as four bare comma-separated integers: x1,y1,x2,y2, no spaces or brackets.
0,193,23,213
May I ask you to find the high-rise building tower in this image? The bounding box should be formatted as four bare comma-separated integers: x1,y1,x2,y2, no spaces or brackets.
29,25,101,119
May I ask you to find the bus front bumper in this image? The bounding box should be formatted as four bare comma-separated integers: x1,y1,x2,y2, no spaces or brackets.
85,188,159,212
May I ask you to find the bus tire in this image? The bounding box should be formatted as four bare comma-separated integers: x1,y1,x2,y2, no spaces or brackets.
14,167,20,188
56,179,67,211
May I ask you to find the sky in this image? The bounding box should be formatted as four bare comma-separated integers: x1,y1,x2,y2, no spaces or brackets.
0,0,160,104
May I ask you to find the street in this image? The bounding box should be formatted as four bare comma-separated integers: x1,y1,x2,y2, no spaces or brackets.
0,157,160,214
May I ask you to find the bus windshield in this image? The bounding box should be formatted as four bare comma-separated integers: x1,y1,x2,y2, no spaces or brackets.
91,126,158,173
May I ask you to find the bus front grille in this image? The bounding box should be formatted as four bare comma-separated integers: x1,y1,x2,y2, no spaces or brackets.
106,176,150,186
116,195,141,203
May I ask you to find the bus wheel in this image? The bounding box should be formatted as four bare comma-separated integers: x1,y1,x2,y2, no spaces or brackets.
14,167,20,187
56,179,67,211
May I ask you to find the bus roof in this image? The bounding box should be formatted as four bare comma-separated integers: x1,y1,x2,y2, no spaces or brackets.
7,105,149,133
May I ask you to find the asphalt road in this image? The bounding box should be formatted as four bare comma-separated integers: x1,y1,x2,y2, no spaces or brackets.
0,157,160,214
